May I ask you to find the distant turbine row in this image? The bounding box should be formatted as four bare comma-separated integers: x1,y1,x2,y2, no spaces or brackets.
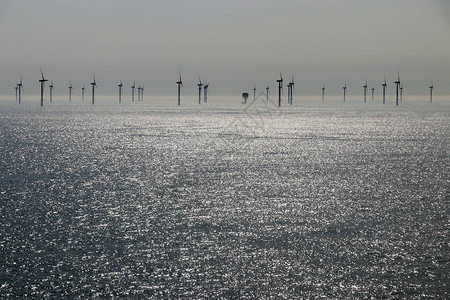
13,69,435,106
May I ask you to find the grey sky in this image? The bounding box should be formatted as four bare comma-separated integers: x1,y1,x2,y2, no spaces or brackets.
1,0,449,98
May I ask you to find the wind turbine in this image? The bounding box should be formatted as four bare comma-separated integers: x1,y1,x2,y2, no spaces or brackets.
141,85,144,101
39,68,48,107
382,74,387,105
137,85,141,102
266,83,269,102
81,83,85,102
131,82,136,102
371,85,375,102
203,82,209,103
429,81,433,103
68,82,73,102
118,80,123,104
17,75,23,104
177,70,183,106
15,83,18,102
49,79,54,103
290,75,295,105
322,83,325,102
343,83,347,103
363,81,368,103
91,74,97,105
277,71,283,107
395,71,401,106
253,84,256,101
400,83,403,102
197,76,203,104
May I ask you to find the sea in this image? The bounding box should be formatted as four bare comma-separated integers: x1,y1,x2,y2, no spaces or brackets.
0,97,449,299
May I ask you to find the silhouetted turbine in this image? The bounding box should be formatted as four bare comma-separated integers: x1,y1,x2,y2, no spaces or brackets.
17,75,23,104
363,81,368,103
400,83,403,102
253,84,256,101
382,74,387,105
81,83,85,102
277,71,283,107
177,70,183,106
197,76,203,104
429,81,433,103
322,84,325,102
69,82,73,102
15,83,18,102
204,82,209,103
118,80,123,104
395,71,401,106
266,84,269,102
371,86,374,102
290,75,295,105
49,79,54,103
39,68,48,107
343,83,347,103
131,82,136,103
141,85,144,101
91,74,97,105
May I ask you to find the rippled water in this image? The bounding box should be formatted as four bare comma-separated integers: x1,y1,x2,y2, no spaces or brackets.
1,99,449,298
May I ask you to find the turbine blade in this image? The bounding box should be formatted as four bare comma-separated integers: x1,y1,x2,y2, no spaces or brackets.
40,67,45,80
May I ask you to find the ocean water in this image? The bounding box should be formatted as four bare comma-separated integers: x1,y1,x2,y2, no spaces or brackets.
0,99,449,299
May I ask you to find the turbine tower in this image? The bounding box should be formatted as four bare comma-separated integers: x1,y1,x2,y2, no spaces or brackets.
141,85,144,101
118,80,123,104
266,83,269,102
204,82,209,103
39,68,48,107
137,85,141,102
253,84,256,101
371,86,375,101
429,81,433,103
343,83,347,103
363,81,368,103
322,83,325,102
15,83,18,102
277,71,283,107
290,75,295,105
197,76,203,104
68,82,73,102
49,79,54,103
82,83,85,102
395,71,401,106
131,82,136,103
177,70,183,106
91,74,97,105
17,75,23,104
382,74,387,105
400,83,403,102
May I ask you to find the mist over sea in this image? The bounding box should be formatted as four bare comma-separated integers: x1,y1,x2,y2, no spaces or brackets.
1,99,449,298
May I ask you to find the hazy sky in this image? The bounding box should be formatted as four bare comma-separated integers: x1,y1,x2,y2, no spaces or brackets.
1,0,449,97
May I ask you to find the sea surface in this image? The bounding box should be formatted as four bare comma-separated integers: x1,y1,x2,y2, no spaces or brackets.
1,98,449,299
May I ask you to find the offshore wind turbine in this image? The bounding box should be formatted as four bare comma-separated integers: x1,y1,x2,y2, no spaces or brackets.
68,82,73,102
277,71,283,107
253,84,256,101
266,83,269,102
400,83,403,102
118,80,123,104
363,81,368,103
49,79,54,103
429,81,433,103
176,70,183,106
371,85,375,102
17,75,23,104
395,71,401,106
203,82,209,103
81,83,85,102
15,83,18,102
382,74,387,105
91,74,97,105
39,68,48,107
342,83,347,103
197,76,203,104
141,85,144,101
131,82,136,102
321,83,325,102
290,75,295,105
